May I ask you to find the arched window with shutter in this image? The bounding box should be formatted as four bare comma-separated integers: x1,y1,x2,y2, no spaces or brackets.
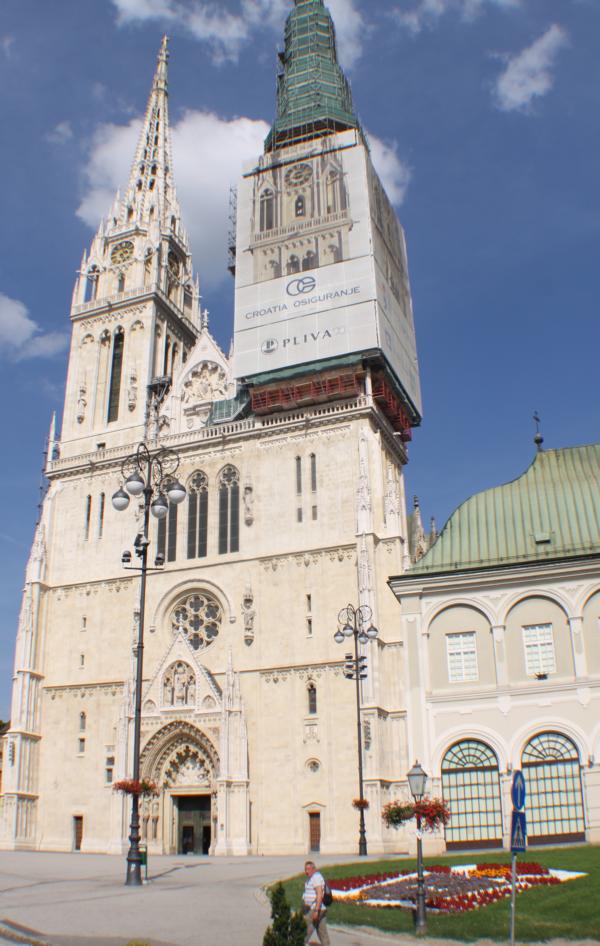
218,466,240,555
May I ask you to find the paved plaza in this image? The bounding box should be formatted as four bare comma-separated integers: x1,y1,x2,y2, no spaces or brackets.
0,851,406,946
0,851,597,946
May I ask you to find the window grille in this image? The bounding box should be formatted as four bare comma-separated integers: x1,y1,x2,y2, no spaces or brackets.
442,740,503,849
522,624,556,676
446,632,479,683
522,732,585,842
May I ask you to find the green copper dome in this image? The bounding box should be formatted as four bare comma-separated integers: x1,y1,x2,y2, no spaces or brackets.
265,0,359,152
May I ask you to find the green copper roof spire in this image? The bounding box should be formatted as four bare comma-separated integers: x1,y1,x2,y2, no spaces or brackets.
265,0,359,152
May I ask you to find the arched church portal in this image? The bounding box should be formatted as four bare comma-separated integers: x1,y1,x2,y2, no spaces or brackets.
140,721,219,855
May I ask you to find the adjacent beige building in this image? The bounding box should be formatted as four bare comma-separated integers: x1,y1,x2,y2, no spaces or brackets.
390,443,600,850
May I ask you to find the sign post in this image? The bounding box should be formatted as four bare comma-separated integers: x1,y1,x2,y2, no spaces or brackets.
510,771,527,946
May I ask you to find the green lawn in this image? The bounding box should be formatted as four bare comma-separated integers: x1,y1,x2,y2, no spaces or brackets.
280,845,600,942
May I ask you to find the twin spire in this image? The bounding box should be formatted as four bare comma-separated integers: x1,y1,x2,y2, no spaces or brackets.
101,35,185,245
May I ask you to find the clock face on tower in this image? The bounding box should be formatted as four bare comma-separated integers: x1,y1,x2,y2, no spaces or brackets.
111,241,134,265
285,164,313,188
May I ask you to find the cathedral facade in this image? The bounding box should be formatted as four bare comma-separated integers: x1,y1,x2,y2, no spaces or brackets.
3,0,598,859
1,3,422,857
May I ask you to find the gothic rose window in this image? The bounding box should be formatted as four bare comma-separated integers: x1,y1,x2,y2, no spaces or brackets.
171,592,222,650
162,660,197,706
110,241,134,265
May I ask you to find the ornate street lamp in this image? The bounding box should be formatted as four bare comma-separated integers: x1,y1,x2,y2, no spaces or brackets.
407,761,429,935
333,603,378,856
112,443,186,886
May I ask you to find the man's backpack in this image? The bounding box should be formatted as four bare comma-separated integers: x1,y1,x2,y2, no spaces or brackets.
322,880,333,907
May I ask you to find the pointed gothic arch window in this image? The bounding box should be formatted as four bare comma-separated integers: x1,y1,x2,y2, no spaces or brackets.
107,328,125,424
218,465,240,555
307,683,317,715
157,502,178,563
187,472,209,560
287,255,300,275
127,206,134,223
117,273,126,293
295,194,306,218
79,712,87,732
260,188,275,232
84,266,99,303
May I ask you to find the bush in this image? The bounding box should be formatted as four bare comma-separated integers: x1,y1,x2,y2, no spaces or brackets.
263,882,305,946
123,941,152,946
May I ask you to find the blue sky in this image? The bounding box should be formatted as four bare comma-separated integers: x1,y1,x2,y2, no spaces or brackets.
0,0,598,717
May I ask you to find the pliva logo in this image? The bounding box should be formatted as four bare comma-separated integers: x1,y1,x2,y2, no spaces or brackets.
261,326,346,355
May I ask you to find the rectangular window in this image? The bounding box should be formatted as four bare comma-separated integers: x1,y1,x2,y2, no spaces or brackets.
297,508,303,523
312,505,318,521
523,623,556,676
296,457,303,496
80,654,85,668
78,738,86,754
306,594,312,613
310,454,317,493
446,632,479,683
105,755,115,784
73,816,83,852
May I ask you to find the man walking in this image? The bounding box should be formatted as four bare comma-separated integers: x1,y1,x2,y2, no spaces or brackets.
302,861,330,946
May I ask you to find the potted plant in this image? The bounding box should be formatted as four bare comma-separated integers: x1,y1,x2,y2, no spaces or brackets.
113,778,159,798
352,797,370,811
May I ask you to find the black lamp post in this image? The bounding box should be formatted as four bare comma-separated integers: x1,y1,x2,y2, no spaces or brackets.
112,443,186,886
334,603,378,856
407,761,428,935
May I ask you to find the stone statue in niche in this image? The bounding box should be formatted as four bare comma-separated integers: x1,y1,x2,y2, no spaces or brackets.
241,588,256,646
128,371,138,412
163,661,196,707
182,362,228,405
76,384,87,424
243,479,254,526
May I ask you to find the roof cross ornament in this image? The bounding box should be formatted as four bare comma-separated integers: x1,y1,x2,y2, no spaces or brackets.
533,412,544,452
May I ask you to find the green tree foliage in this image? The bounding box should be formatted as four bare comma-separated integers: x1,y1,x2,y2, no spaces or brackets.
262,882,305,946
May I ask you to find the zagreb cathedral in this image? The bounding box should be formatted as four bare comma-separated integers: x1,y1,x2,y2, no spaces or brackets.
2,0,599,856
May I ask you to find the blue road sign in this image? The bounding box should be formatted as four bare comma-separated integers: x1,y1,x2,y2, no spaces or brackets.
511,770,526,810
511,810,527,853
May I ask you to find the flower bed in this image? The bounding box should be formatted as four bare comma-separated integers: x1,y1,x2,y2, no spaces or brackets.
328,862,585,914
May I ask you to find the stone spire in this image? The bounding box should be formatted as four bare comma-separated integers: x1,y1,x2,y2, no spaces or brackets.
103,36,184,241
265,0,359,151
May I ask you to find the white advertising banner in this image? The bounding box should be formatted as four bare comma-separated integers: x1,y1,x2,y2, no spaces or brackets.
234,256,375,334
233,300,378,377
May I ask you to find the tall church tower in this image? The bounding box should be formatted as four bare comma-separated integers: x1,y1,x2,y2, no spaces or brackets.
3,4,423,859
61,37,200,457
233,0,421,437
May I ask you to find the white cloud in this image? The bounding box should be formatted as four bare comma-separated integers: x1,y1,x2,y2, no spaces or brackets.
46,121,74,145
368,134,412,206
76,111,269,290
394,0,520,35
494,24,568,112
0,35,15,59
112,0,176,23
0,293,68,361
110,0,366,68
